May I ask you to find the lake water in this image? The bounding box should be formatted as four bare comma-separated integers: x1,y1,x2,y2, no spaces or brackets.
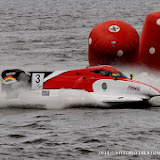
0,0,160,159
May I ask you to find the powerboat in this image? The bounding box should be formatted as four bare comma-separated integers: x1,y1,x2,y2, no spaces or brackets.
1,65,160,108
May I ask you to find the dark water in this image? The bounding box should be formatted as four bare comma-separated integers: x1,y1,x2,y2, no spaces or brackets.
1,108,160,160
0,0,160,159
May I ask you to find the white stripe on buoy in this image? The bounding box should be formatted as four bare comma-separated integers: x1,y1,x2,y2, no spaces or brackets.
149,47,155,54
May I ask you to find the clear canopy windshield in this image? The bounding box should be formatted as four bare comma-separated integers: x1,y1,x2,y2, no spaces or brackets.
91,70,128,78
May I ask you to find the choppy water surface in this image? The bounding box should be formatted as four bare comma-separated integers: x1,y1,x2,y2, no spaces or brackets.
0,0,160,159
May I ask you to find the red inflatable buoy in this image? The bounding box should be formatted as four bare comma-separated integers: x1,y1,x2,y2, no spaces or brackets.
88,20,139,66
139,11,160,69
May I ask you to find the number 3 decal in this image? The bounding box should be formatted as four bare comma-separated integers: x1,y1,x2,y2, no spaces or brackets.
36,74,41,83
32,73,44,89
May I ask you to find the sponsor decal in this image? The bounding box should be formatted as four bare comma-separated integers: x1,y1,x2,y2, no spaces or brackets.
111,41,116,44
128,85,140,91
102,83,107,90
109,25,120,32
42,90,50,96
2,76,16,84
6,72,16,76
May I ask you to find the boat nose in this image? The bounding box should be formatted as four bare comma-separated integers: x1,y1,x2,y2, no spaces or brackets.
148,87,160,97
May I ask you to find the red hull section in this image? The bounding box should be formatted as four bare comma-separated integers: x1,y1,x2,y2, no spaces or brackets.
43,65,122,92
43,65,159,94
88,20,139,66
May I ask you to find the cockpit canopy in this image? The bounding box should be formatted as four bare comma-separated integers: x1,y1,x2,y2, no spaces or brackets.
90,70,128,78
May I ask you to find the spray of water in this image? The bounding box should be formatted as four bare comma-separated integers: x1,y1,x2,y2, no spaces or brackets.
0,84,108,109
117,65,160,106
